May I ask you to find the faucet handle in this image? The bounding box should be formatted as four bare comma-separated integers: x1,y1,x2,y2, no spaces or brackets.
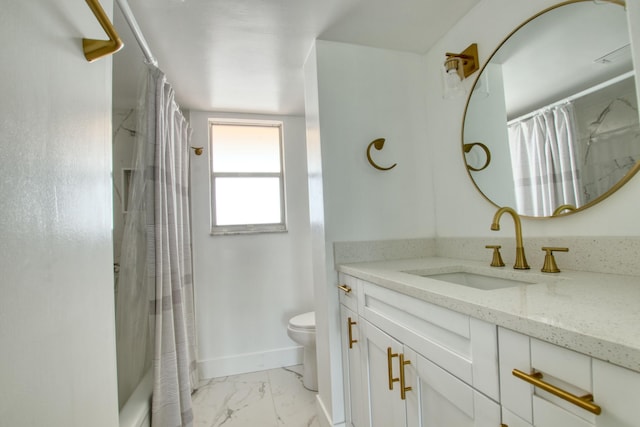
485,245,505,267
541,247,569,273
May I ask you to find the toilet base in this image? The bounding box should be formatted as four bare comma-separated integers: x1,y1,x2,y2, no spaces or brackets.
302,345,318,392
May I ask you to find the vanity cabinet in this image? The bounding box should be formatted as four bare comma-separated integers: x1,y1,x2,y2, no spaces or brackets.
499,327,640,427
339,273,502,426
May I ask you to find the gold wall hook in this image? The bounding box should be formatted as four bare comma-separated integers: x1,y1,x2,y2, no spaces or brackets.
83,0,124,62
464,142,491,171
366,138,397,171
191,146,204,156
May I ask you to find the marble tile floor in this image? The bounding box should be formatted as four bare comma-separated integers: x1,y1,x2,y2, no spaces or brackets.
192,365,320,427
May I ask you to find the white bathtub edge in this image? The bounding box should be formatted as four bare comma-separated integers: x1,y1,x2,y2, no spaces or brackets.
119,369,152,427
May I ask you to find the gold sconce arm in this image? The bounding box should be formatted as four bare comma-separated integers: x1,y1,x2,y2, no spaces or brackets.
367,138,397,171
464,142,491,171
83,0,124,62
445,43,479,79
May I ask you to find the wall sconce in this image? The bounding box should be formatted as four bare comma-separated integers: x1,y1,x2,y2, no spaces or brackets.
443,43,479,98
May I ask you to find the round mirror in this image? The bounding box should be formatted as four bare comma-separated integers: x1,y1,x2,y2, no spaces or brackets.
463,0,639,218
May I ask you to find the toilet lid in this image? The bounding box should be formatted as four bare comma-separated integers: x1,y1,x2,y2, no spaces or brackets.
289,312,315,330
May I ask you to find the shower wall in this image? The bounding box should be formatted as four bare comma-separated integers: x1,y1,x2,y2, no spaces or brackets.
113,108,150,409
113,109,137,268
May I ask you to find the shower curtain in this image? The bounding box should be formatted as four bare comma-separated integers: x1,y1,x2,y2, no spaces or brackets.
508,103,583,217
125,63,198,427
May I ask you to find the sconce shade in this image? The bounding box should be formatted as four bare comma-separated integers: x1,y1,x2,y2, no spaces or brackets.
443,43,479,99
442,57,465,98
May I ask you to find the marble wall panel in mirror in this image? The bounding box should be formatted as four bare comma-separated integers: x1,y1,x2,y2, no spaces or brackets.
463,0,639,218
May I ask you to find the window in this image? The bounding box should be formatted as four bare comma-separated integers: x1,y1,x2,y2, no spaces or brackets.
209,120,286,234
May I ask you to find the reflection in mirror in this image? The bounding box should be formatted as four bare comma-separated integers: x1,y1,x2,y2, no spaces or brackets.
463,0,639,218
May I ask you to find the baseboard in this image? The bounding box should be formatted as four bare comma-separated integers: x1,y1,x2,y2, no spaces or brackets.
316,394,345,427
198,346,303,380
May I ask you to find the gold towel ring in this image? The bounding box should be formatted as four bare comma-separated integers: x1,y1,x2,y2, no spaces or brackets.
367,138,397,171
463,142,491,172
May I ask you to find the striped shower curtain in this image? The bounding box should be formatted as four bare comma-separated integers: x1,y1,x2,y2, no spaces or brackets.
508,103,583,217
140,64,198,427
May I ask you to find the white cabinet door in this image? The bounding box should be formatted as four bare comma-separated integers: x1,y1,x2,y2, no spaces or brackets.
593,359,640,427
361,319,408,427
409,347,501,427
341,305,365,427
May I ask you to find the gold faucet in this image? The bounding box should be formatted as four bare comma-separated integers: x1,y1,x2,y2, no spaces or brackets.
491,207,530,270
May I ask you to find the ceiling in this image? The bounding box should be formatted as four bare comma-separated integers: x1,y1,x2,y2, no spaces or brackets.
112,0,480,115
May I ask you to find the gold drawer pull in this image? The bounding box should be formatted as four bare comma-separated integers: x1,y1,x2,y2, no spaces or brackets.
512,369,601,415
399,353,412,400
338,284,352,294
347,317,358,349
387,347,399,390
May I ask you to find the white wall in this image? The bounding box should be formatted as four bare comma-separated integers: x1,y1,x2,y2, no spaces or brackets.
188,111,314,378
304,40,434,425
427,0,640,238
0,1,119,425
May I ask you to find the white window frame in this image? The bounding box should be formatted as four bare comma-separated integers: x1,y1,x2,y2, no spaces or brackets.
208,119,287,235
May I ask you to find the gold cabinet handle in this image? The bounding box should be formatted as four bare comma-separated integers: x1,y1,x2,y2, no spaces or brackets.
347,317,358,349
338,284,352,294
387,347,399,390
399,353,413,400
512,369,601,415
83,0,124,62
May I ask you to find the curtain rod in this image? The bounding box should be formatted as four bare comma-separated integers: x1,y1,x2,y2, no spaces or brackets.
508,70,635,125
115,0,158,66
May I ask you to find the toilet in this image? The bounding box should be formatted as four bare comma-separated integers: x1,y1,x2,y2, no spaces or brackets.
287,311,317,391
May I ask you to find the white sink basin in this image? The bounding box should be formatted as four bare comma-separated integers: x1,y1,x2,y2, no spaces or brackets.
414,271,534,290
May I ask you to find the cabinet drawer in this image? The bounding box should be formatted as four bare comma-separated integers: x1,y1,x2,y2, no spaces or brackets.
500,327,598,424
359,281,499,401
499,327,640,427
338,273,360,313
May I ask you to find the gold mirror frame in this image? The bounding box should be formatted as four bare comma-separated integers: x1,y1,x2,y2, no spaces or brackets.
461,0,639,218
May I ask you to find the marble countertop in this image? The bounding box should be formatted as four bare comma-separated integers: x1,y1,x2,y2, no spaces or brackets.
338,257,640,373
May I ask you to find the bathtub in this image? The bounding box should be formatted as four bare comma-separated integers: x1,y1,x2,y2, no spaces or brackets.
119,369,152,427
